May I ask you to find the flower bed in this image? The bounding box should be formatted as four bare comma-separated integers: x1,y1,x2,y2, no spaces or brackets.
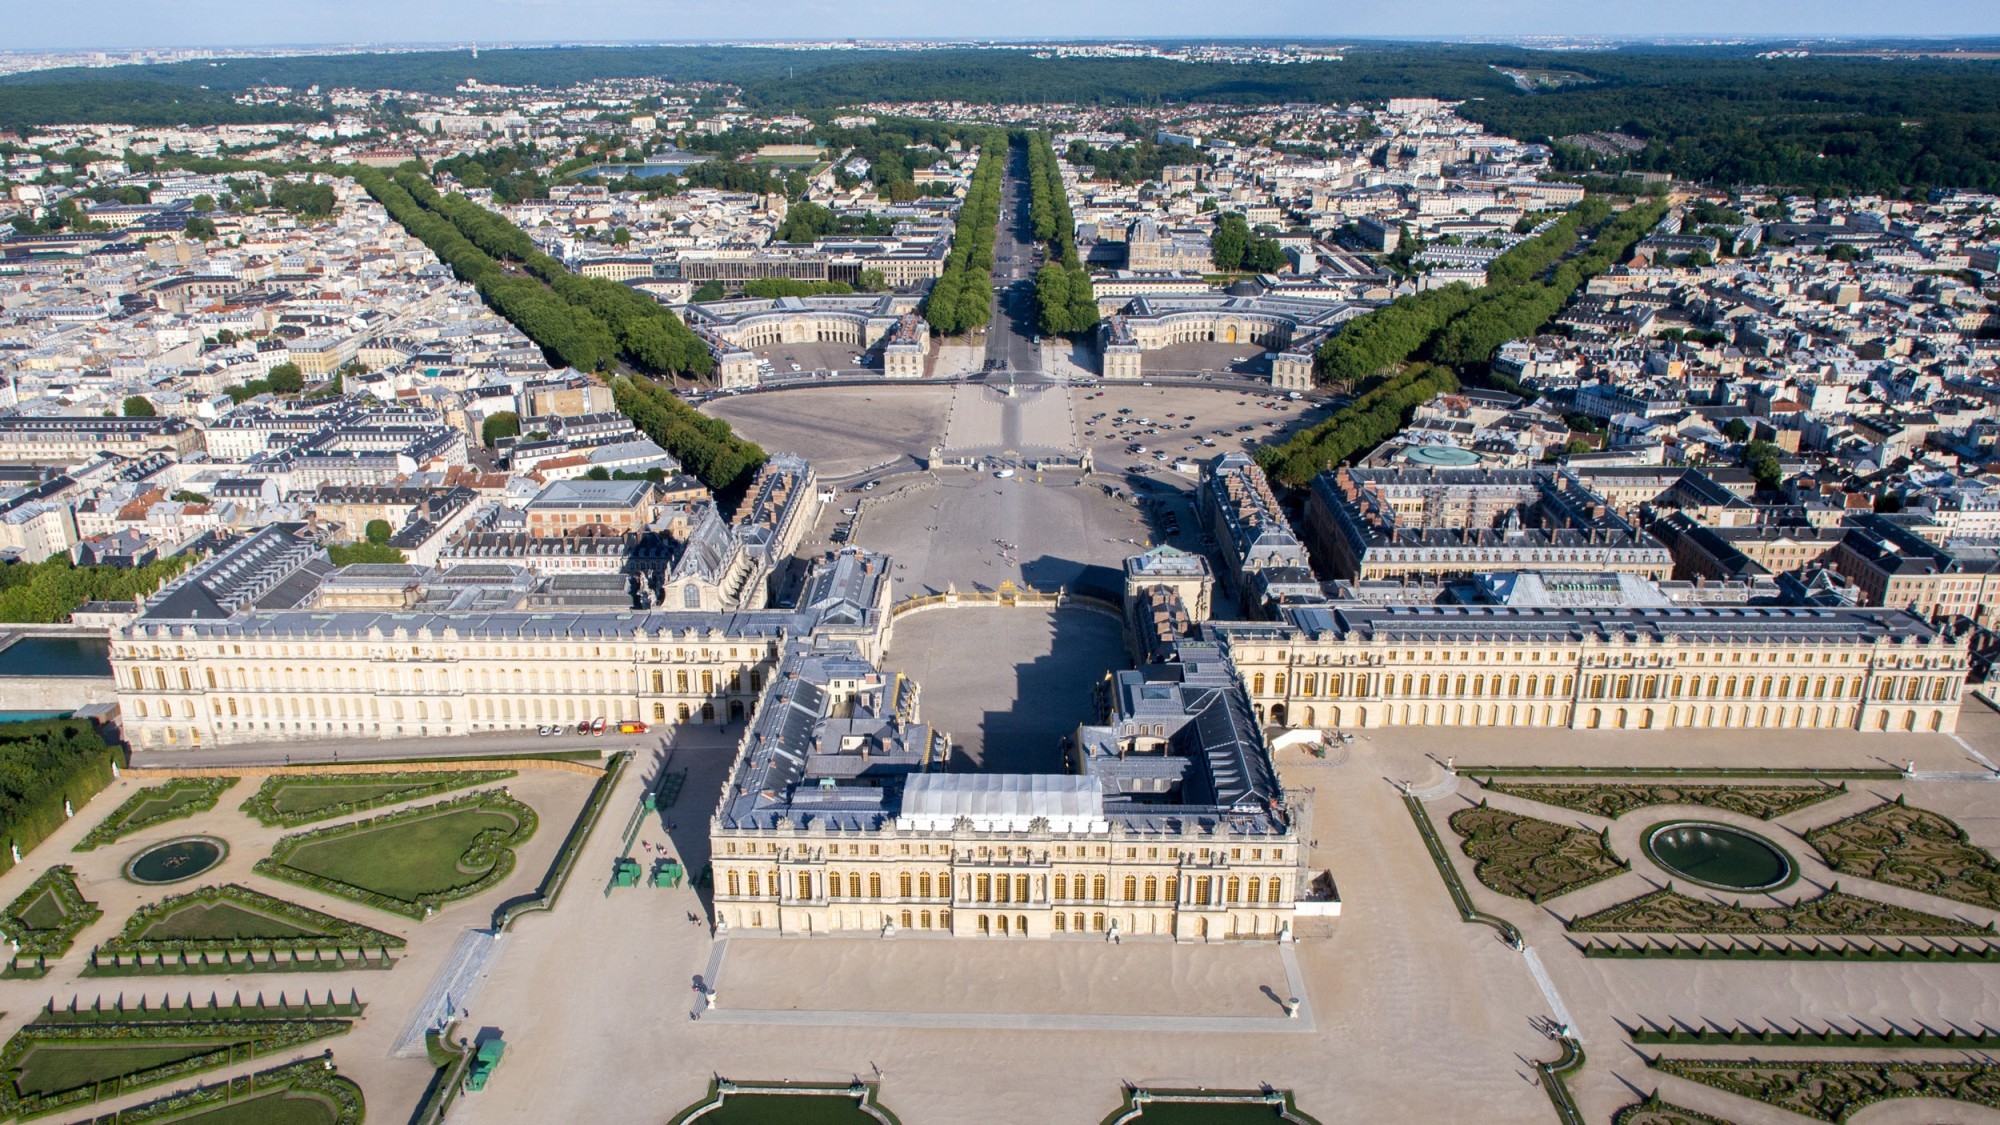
75,1055,363,1125
73,779,237,852
0,1012,352,1119
1568,884,1992,937
88,883,404,975
255,790,537,920
1480,779,1842,821
1446,802,1628,903
1648,1057,2000,1122
1805,796,2000,911
0,864,101,961
239,769,516,827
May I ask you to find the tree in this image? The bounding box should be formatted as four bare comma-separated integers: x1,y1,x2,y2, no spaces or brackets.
1744,440,1784,492
609,227,630,246
692,281,724,302
191,194,215,213
584,466,612,481
364,519,393,545
1211,214,1250,272
264,363,303,394
181,216,217,242
121,396,155,418
1722,418,1751,442
856,269,889,292
481,411,520,448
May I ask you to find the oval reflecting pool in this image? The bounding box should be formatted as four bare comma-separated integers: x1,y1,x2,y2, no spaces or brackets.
1643,821,1793,891
125,837,226,885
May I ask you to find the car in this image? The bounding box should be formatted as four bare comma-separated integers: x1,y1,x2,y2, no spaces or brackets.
995,469,1015,479
591,717,607,735
576,720,591,735
863,481,877,491
841,506,858,515
537,725,553,736
618,720,648,734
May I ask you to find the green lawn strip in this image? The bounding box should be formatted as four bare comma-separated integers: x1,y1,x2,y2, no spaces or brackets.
89,884,405,975
492,751,627,931
1578,937,2000,962
1630,1022,2000,1048
48,1055,361,1125
1647,1057,2000,1123
1612,1093,1738,1125
256,791,537,919
1096,1088,1322,1124
0,1016,352,1119
1479,779,1843,821
74,779,238,852
1446,802,1629,903
1804,796,2000,911
1568,884,1993,937
240,770,516,827
34,993,364,1026
0,864,101,961
668,1081,903,1125
1400,796,1521,944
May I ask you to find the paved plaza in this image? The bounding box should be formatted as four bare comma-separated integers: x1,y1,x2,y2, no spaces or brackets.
706,385,950,479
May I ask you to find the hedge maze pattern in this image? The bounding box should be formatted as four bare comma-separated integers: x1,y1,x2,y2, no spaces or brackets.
1481,780,1843,822
1649,1057,2000,1123
1569,884,1992,937
1805,798,2000,911
1446,803,1627,903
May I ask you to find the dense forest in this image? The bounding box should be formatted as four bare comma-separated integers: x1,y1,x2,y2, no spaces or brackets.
0,719,117,875
13,44,1998,195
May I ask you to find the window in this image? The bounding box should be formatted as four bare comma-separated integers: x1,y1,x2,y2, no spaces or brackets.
1123,875,1138,902
796,873,812,900
1015,874,1029,902
727,872,740,895
899,873,913,897
868,874,881,899
1053,875,1067,900
1092,875,1106,901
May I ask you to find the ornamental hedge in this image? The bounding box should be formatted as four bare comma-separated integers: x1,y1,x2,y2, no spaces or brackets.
238,769,515,827
97,883,406,962
255,790,538,920
0,864,100,960
74,778,237,851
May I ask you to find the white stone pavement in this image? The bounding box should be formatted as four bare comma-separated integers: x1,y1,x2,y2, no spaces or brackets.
692,938,1315,1034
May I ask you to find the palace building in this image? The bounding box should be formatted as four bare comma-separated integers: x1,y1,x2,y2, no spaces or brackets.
1215,600,1969,735
707,638,1310,941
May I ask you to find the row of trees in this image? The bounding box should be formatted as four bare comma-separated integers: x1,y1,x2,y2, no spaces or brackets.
1025,132,1097,336
0,720,116,876
1315,195,1666,389
610,375,767,494
356,165,714,378
922,133,1007,336
1257,364,1463,488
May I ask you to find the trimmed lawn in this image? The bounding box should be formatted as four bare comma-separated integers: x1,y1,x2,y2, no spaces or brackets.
169,1090,341,1125
1124,1106,1291,1123
15,1042,221,1095
282,808,524,900
139,902,317,942
16,889,68,932
698,1094,882,1123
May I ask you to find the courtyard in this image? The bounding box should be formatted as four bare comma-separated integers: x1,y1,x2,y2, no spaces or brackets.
880,607,1127,771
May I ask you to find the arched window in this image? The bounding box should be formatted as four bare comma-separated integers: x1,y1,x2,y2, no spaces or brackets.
727,872,740,895
1092,875,1106,901
829,874,844,898
1054,912,1066,932
1053,874,1067,900
919,873,932,898
1252,673,1266,694
1226,876,1241,903
1144,876,1158,901
1246,876,1261,903
899,873,913,897
868,874,881,899
683,585,702,608
747,872,760,896
1123,875,1138,902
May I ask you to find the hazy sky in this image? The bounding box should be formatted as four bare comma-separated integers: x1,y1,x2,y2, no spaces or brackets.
5,0,1996,51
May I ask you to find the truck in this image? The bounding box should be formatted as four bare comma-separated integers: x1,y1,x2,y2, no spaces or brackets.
618,720,648,734
464,1036,506,1092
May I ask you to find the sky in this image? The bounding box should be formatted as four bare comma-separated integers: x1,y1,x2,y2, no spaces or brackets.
4,0,1996,51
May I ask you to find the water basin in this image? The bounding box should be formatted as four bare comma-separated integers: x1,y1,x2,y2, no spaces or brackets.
125,837,227,885
1643,821,1794,892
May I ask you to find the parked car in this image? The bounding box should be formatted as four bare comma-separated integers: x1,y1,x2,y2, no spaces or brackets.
537,726,553,737
618,720,648,734
575,720,591,736
590,717,607,735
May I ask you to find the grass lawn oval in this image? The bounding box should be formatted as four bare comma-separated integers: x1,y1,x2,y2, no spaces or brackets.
255,791,537,919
